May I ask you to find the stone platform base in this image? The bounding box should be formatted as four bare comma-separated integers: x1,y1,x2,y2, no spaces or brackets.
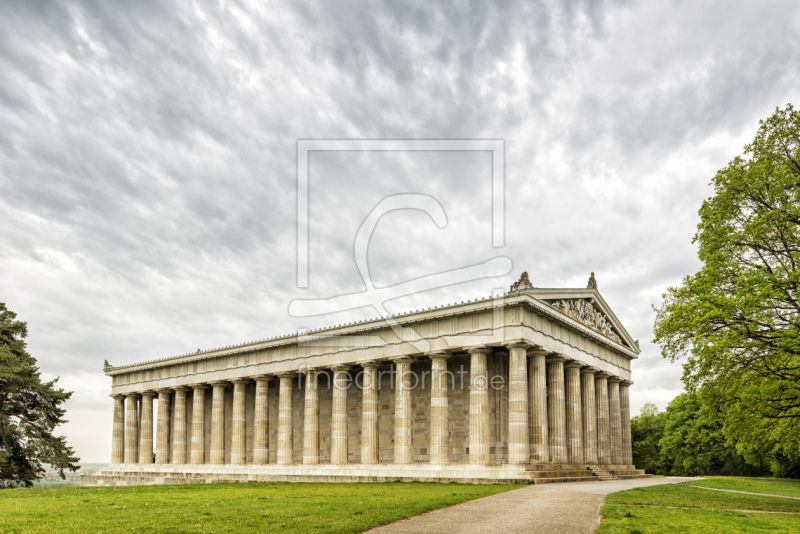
81,463,651,487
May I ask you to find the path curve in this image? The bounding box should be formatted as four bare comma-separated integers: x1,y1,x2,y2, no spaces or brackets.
365,477,701,534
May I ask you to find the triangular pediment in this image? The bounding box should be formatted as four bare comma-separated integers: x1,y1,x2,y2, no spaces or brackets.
521,288,640,353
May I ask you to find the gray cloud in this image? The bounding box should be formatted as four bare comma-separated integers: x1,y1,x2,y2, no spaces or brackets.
1,0,799,461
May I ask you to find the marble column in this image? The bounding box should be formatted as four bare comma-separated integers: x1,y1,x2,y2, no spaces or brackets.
124,393,139,464
172,386,189,464
277,372,296,465
595,372,611,464
608,377,622,465
468,348,491,465
528,350,549,464
546,356,567,464
303,369,319,465
155,389,171,464
620,380,633,465
190,384,208,464
111,395,125,464
507,343,530,464
580,368,598,464
253,375,270,465
361,362,380,465
393,358,413,464
138,391,155,464
331,365,351,465
564,362,583,464
210,381,228,465
429,353,450,465
231,379,248,464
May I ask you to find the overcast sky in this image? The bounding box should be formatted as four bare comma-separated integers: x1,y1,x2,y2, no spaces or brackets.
2,1,799,462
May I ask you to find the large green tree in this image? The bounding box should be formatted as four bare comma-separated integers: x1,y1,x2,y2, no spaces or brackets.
631,403,666,475
0,303,79,488
653,104,800,463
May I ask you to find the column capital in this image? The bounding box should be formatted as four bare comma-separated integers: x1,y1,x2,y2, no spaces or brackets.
595,371,611,379
564,360,584,369
608,376,623,383
329,364,351,372
155,388,173,395
189,383,209,390
277,371,297,379
580,366,599,375
231,378,250,385
545,355,567,364
427,351,450,360
526,348,549,357
505,341,530,350
392,356,414,364
250,374,272,381
140,390,156,399
172,385,191,392
467,347,492,355
110,393,126,399
621,379,634,386
360,360,380,369
209,380,229,388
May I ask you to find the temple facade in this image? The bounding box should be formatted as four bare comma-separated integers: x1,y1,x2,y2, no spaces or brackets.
83,274,650,486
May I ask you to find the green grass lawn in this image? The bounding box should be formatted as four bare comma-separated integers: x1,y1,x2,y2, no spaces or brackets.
0,481,522,534
598,478,800,533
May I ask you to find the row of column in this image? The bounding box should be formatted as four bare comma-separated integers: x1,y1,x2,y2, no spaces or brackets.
111,346,633,466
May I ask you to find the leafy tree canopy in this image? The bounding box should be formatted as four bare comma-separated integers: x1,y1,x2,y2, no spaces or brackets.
653,104,800,453
0,302,79,488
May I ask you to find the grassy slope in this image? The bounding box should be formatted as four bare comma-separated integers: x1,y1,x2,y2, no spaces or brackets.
685,477,800,498
0,481,521,534
598,478,800,533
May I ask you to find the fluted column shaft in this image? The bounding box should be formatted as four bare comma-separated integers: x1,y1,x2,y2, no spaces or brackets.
231,379,247,464
172,387,189,464
210,382,227,464
331,366,351,465
468,349,490,465
361,363,380,465
111,395,125,464
581,369,598,464
565,363,583,464
595,373,611,464
507,343,530,464
124,394,139,464
253,376,270,464
609,378,622,465
302,369,319,465
277,373,295,465
547,357,567,464
190,385,207,464
393,358,413,464
303,370,319,464
155,389,171,464
529,351,549,463
138,392,155,464
620,381,633,465
430,354,450,465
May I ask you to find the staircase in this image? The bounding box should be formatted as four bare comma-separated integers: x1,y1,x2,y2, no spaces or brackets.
588,465,617,480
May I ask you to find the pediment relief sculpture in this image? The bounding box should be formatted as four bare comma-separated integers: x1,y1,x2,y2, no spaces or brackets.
550,298,622,344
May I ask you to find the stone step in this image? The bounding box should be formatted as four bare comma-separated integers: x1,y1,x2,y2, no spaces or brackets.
528,469,592,479
525,464,588,471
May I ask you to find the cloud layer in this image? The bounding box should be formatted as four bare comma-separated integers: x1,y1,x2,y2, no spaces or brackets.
1,0,799,461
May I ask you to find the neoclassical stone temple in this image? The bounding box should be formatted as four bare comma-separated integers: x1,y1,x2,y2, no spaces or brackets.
83,273,650,486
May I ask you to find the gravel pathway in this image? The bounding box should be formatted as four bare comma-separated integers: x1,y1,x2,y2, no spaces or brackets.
365,477,701,534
